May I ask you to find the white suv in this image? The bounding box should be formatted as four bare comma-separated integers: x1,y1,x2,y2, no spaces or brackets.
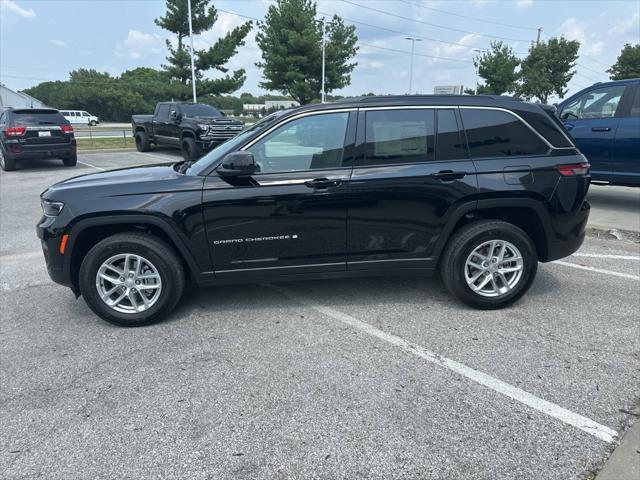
60,110,99,126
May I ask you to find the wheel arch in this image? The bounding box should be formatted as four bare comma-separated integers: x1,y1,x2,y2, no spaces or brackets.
66,215,201,293
434,199,553,263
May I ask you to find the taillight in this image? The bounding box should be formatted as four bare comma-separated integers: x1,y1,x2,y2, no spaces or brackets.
556,162,590,176
61,125,73,134
4,126,26,136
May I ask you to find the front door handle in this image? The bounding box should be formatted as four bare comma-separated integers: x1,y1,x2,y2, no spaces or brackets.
305,178,341,189
591,127,611,132
432,170,466,181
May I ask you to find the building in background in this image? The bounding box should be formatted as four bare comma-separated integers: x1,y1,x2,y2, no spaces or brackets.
0,84,48,109
265,100,299,110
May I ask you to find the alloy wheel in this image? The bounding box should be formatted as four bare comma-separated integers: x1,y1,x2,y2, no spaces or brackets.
464,240,524,297
95,253,162,314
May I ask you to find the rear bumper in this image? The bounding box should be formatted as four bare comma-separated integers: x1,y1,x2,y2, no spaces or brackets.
3,140,76,160
544,200,590,262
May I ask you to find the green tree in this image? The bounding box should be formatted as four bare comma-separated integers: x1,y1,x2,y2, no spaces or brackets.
155,0,252,98
517,37,580,103
607,43,640,80
255,0,358,104
474,41,520,95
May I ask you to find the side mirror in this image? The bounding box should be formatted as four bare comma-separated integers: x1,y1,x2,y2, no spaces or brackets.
218,151,257,177
169,110,181,123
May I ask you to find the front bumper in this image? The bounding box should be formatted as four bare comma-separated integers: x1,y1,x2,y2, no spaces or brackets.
36,216,74,290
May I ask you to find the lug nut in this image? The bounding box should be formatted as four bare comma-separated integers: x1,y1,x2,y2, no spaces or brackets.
120,277,125,282
135,280,140,285
129,273,134,278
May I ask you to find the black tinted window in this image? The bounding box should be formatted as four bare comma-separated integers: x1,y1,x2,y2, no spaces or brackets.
13,110,65,126
461,109,549,158
437,109,466,160
364,109,435,165
156,104,170,121
630,86,640,117
181,104,221,117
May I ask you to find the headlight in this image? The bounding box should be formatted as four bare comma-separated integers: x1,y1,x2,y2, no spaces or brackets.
198,124,210,133
41,199,65,217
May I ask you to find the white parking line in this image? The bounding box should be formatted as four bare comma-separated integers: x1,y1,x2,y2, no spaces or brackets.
553,261,640,281
573,253,640,260
273,285,619,444
77,160,105,171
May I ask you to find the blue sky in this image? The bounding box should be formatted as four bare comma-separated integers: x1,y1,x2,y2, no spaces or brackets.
1,0,639,101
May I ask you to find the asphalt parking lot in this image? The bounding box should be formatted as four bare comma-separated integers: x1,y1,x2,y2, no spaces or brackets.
1,151,639,480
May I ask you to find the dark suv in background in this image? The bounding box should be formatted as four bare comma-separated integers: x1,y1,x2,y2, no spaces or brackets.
0,108,77,171
38,95,590,326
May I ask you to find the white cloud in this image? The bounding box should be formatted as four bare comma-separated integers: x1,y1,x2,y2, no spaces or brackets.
49,39,68,48
470,0,493,9
558,17,587,44
0,0,35,19
118,30,162,60
608,13,640,36
515,0,534,8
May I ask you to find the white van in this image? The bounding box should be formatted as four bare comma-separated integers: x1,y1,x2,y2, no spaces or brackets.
59,110,99,126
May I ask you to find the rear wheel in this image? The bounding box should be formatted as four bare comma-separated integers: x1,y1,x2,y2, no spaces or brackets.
79,233,185,326
62,152,77,167
441,220,538,309
181,137,201,161
0,148,16,171
135,131,151,152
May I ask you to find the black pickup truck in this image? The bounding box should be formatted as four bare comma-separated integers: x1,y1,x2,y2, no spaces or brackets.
131,102,244,160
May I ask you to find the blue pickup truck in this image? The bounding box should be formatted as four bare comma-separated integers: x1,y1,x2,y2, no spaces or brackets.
557,78,639,187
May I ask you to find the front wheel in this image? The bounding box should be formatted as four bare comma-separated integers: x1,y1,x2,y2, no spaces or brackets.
441,220,538,310
89,120,97,126
79,233,186,326
181,137,201,161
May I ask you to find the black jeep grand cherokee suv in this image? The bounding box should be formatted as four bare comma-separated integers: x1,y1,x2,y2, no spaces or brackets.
37,95,590,326
1,108,77,171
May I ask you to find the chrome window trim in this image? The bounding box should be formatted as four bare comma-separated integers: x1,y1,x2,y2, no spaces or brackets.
358,104,574,150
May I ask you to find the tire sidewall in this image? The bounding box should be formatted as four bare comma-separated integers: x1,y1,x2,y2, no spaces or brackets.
79,239,181,326
447,224,538,309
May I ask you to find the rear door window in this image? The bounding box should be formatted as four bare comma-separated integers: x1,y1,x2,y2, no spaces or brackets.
363,109,435,166
460,109,549,158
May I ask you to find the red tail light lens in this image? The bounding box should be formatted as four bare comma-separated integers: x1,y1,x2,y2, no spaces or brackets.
556,162,590,176
61,124,74,134
4,126,26,136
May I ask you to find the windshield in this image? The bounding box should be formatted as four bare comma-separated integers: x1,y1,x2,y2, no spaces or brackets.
188,110,290,175
181,104,222,117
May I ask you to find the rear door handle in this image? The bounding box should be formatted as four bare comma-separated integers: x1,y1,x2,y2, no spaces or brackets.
591,127,611,132
432,170,466,181
305,178,341,189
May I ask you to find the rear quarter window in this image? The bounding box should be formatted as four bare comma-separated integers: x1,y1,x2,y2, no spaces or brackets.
460,108,549,158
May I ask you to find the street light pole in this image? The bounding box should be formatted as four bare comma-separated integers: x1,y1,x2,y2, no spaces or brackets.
472,48,485,95
321,17,326,103
405,37,422,94
187,0,197,103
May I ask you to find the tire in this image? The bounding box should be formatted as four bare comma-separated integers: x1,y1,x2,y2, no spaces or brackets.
181,137,201,161
62,152,77,167
79,232,186,327
89,120,97,126
440,220,538,310
0,148,16,171
135,131,151,152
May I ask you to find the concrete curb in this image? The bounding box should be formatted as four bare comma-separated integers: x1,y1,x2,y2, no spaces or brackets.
587,226,640,243
594,416,640,480
78,148,137,154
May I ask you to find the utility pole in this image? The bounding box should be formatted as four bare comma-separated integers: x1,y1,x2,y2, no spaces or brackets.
472,48,485,95
187,0,197,103
405,37,422,94
321,17,326,103
536,27,542,45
